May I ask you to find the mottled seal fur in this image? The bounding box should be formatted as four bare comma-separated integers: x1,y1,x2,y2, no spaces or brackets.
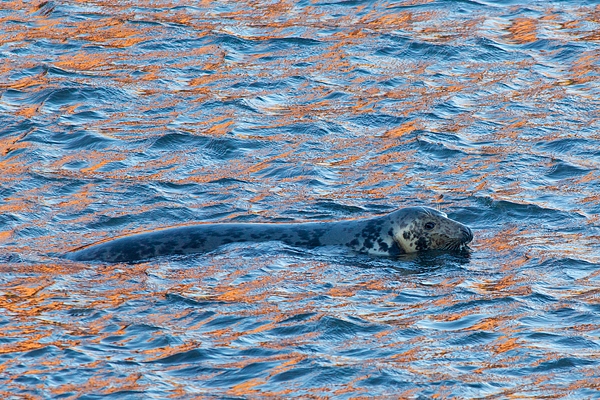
66,206,473,263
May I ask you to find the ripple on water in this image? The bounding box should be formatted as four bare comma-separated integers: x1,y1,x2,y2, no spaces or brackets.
2,0,600,398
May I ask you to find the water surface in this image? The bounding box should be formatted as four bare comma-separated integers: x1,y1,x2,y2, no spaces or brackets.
1,0,600,398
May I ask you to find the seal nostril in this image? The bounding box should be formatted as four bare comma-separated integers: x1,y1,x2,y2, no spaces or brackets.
461,226,473,242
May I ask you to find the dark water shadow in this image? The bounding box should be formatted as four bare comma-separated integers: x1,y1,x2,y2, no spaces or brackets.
275,244,473,277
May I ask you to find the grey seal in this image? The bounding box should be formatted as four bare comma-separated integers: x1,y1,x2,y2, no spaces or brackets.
65,206,473,263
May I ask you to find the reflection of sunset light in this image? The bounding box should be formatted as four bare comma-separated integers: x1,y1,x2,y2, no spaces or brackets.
1,0,599,397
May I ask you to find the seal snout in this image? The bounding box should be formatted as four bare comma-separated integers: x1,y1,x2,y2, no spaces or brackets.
460,226,473,243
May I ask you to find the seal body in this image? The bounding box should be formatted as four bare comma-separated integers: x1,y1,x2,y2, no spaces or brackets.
66,206,473,263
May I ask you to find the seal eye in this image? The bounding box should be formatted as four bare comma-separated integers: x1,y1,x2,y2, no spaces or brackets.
424,222,435,230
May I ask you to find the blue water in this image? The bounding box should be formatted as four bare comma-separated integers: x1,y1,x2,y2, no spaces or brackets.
1,0,600,398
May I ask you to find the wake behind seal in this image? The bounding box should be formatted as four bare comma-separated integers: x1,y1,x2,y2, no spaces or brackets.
66,206,473,263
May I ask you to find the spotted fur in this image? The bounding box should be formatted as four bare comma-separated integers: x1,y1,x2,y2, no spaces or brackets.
66,206,473,263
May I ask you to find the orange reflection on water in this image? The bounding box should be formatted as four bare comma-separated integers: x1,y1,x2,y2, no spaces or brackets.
507,18,538,44
1,0,599,397
54,52,115,72
51,374,147,398
0,71,48,90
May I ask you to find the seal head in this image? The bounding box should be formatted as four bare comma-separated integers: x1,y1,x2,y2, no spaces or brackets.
391,207,473,253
